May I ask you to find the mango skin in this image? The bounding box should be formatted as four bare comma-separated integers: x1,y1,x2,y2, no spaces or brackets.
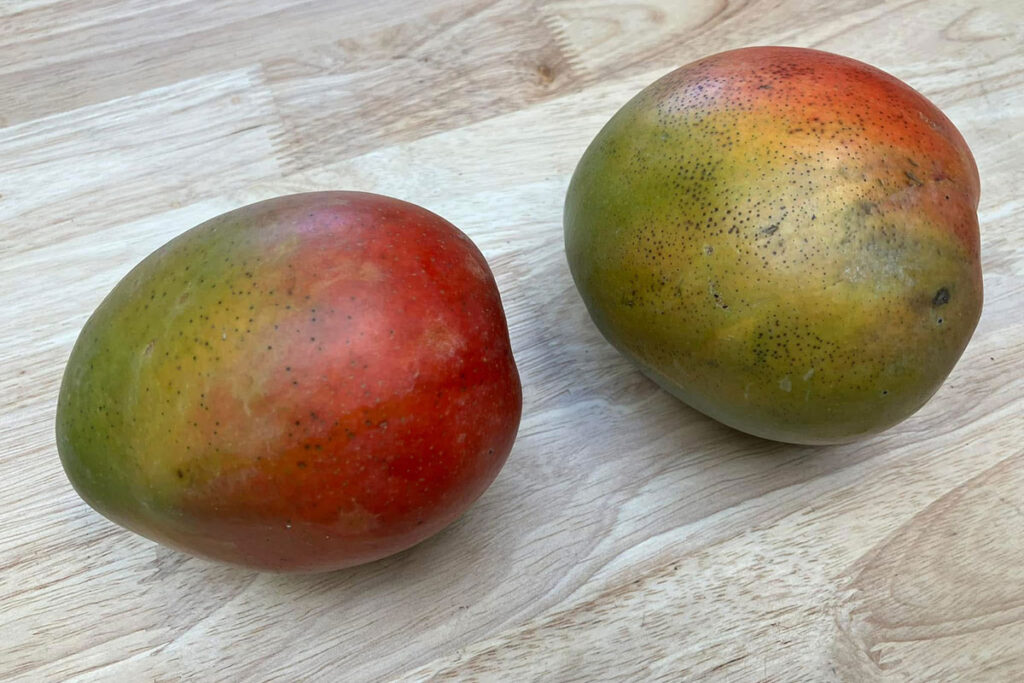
565,47,982,444
56,192,522,572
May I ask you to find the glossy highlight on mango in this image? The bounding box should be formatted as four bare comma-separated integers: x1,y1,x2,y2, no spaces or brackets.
564,47,982,444
56,192,522,571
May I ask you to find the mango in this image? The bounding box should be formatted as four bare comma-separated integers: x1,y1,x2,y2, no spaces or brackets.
56,192,522,571
564,47,982,444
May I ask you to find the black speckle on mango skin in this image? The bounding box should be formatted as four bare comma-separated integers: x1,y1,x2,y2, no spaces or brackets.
564,47,983,444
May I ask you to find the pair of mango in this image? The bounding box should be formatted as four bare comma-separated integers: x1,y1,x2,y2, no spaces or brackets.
57,48,982,572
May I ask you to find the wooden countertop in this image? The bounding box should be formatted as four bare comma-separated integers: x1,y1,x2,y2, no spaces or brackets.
2,1,1022,680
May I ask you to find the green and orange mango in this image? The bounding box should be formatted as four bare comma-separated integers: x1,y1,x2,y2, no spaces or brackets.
565,47,982,444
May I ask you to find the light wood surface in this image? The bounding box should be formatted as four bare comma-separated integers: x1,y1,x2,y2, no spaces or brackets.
2,1,1023,681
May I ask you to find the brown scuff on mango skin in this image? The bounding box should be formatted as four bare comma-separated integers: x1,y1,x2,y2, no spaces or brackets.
56,192,522,571
564,47,982,444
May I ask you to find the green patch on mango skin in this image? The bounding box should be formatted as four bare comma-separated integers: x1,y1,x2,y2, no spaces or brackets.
565,47,982,444
56,208,301,523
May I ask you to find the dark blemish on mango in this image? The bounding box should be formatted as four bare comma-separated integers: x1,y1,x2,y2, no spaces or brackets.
904,170,923,186
933,287,950,306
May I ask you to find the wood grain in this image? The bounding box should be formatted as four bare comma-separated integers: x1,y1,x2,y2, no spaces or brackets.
1,1,1022,681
